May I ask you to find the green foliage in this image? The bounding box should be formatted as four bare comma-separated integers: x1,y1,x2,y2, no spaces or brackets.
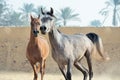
56,7,80,26
0,2,80,27
34,6,46,15
19,3,35,26
90,20,101,27
0,0,9,26
99,0,120,26
7,11,24,26
20,3,35,14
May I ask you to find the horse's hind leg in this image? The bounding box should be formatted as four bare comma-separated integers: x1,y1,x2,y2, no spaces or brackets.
74,61,88,80
85,51,93,80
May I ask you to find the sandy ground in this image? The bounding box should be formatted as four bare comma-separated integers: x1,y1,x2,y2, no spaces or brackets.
0,27,120,80
0,71,119,80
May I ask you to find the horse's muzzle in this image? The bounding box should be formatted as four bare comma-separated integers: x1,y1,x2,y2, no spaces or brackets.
40,26,46,35
33,30,39,37
41,31,46,35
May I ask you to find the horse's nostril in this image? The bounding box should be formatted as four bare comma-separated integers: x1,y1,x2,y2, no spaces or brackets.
40,26,46,31
44,27,46,30
37,31,39,33
40,27,42,30
33,30,36,33
33,30,39,34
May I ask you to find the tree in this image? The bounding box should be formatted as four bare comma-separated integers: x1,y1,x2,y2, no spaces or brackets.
99,0,120,26
0,0,7,16
19,3,35,25
56,7,80,26
0,0,9,26
7,11,23,26
90,20,101,27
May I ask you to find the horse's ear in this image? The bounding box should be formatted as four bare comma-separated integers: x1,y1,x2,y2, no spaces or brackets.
41,8,44,15
38,14,40,19
30,15,33,20
50,7,53,15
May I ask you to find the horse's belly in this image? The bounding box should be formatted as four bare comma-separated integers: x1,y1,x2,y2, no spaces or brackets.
52,52,68,65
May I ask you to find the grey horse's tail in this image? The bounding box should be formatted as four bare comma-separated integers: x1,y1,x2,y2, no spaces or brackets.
86,33,110,61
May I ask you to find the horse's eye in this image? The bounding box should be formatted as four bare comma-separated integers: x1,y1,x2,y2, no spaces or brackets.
50,18,52,20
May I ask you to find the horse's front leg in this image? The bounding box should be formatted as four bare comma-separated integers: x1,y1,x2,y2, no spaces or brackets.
58,64,68,80
30,62,38,80
40,59,45,80
66,59,72,80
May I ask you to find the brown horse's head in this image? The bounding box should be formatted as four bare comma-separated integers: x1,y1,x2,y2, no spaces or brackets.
30,15,40,37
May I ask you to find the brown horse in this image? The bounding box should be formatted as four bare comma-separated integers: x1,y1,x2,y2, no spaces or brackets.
26,15,49,80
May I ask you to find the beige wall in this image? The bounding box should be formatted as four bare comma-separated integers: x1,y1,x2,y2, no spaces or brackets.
0,27,120,75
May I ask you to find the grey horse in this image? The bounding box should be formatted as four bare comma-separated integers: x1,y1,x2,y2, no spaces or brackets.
39,8,109,80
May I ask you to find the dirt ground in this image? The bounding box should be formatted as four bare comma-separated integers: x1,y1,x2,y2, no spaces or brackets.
0,27,120,80
0,71,119,80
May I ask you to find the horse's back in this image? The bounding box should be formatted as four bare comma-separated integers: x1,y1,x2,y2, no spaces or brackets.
70,34,93,52
52,33,93,63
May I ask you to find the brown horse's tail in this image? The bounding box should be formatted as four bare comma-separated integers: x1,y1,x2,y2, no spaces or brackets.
86,33,110,61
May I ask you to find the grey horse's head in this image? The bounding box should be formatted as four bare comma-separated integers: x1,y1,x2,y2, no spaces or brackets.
40,7,56,34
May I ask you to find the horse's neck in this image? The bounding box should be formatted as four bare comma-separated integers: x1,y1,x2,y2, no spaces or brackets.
48,27,62,46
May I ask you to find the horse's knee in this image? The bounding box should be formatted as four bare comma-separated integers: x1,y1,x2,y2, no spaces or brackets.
42,69,45,75
40,68,45,75
84,71,88,77
40,68,42,73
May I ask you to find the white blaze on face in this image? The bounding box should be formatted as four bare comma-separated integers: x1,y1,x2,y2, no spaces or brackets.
45,20,51,33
